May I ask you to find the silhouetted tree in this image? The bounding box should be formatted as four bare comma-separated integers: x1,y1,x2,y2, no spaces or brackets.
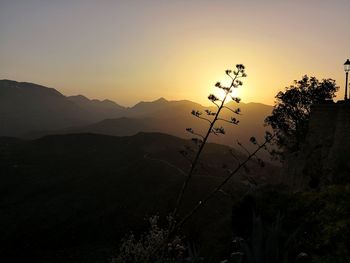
265,75,338,159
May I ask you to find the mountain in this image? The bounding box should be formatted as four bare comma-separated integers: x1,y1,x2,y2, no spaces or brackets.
0,80,129,136
0,80,91,136
127,97,170,116
33,101,273,159
0,132,279,262
1,80,274,155
75,96,274,149
68,94,126,120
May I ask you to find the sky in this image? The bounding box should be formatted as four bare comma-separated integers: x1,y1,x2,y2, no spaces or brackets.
1,0,349,106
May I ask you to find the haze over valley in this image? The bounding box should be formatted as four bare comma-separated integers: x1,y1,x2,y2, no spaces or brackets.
0,79,272,151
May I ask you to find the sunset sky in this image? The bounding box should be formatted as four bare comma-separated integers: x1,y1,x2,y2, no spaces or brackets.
1,0,349,106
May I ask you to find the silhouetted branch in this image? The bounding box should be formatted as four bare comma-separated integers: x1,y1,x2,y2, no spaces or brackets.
229,149,241,166
205,109,216,116
170,134,274,234
230,96,241,103
210,129,220,136
185,128,205,140
212,101,220,108
212,126,225,135
197,116,212,124
237,140,251,157
223,106,241,115
217,117,239,125
172,66,245,221
144,154,187,177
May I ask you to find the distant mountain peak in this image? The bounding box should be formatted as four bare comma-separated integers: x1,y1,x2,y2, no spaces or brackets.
0,79,64,97
1,79,18,84
101,99,121,106
102,99,115,103
68,94,90,102
131,97,168,109
154,97,168,103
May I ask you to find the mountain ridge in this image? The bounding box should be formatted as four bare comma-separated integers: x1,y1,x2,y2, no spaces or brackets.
1,79,273,153
1,79,272,109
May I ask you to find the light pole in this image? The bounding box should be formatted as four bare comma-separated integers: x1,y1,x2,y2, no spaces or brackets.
344,59,350,100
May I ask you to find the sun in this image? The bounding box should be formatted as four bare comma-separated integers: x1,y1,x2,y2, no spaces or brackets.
215,86,239,102
213,76,240,102
198,70,243,106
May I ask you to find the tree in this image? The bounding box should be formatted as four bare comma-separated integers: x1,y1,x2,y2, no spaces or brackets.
265,75,338,158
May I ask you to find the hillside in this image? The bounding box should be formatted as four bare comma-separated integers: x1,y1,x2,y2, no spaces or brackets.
0,132,279,262
0,80,130,136
1,80,273,148
33,100,273,160
0,80,90,136
68,95,126,120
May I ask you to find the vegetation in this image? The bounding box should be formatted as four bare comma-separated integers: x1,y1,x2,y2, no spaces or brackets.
115,65,277,261
265,75,338,158
231,184,350,263
172,65,248,229
113,216,186,263
229,213,305,263
1,73,348,263
114,70,348,263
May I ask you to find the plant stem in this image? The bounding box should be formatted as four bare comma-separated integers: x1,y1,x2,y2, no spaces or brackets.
170,135,273,235
171,74,238,221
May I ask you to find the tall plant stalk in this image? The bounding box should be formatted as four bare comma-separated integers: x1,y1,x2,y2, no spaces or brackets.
172,134,273,234
115,65,274,261
169,64,274,236
171,65,247,221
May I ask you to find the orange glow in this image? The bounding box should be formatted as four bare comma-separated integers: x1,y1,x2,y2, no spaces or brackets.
0,1,348,106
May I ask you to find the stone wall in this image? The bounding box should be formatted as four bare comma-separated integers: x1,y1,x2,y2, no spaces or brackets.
282,101,350,190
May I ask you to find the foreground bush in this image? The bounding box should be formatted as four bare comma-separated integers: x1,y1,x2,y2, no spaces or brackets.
231,184,350,263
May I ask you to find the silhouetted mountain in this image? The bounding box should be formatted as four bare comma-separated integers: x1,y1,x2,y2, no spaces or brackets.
128,97,206,118
38,102,272,159
2,80,273,155
128,97,170,116
0,80,90,136
68,94,126,120
0,132,278,262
